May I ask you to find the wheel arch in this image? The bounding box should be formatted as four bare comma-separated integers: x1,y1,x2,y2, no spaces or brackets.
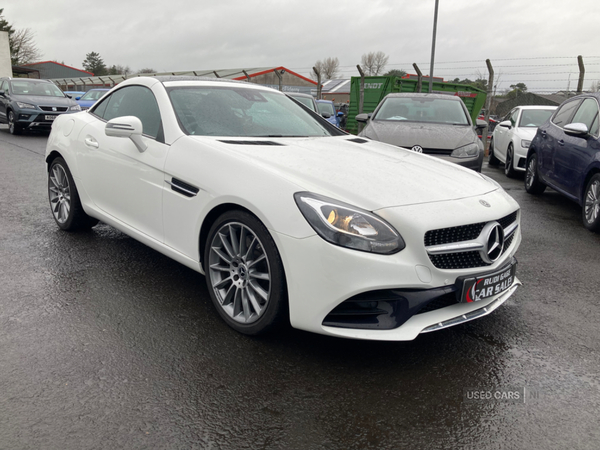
46,150,63,171
581,168,600,204
198,203,283,271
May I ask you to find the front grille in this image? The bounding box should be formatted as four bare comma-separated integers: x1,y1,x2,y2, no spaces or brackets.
425,210,519,269
429,251,488,269
423,148,452,155
425,223,486,246
40,106,68,112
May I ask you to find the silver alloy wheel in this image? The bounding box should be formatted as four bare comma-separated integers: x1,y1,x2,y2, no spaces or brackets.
208,222,271,324
584,180,600,224
526,155,536,189
48,163,71,224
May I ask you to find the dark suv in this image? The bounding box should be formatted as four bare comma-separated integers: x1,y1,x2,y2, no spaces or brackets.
0,78,81,135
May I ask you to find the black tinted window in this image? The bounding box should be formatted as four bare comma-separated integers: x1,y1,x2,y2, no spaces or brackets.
552,99,582,127
92,86,161,139
571,98,599,132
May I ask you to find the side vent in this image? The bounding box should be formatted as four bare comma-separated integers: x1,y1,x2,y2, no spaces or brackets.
167,178,199,198
218,140,284,146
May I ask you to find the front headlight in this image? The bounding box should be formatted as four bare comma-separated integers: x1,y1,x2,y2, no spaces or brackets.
69,104,81,111
294,192,405,254
521,140,531,148
16,101,36,109
451,143,480,158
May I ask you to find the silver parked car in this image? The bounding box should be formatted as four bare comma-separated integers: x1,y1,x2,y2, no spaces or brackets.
356,93,484,171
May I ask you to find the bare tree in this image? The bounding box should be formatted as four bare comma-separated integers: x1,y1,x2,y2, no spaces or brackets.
360,51,389,76
311,57,340,80
590,80,600,92
138,68,157,74
10,28,42,65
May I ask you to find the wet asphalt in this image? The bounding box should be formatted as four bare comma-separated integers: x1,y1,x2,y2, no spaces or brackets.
1,127,599,450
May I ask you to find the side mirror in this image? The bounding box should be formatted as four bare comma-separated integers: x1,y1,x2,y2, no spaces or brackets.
0,90,5,96
499,120,512,129
564,123,588,136
355,113,370,123
105,116,147,152
75,96,81,100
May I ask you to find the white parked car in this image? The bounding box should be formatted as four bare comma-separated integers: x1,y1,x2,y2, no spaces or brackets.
489,105,557,177
45,76,522,341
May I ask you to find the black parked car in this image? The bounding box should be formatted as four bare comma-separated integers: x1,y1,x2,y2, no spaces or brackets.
0,78,81,135
525,93,600,232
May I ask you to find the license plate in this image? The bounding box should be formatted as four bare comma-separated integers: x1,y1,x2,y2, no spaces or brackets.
45,115,57,121
461,260,517,303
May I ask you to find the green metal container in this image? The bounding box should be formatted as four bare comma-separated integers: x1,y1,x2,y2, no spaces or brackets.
345,76,487,135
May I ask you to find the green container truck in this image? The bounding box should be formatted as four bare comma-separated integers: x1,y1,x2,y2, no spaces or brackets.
345,76,487,135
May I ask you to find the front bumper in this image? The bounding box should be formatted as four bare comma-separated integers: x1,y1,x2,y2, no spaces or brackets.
14,109,76,129
432,152,484,171
273,190,521,341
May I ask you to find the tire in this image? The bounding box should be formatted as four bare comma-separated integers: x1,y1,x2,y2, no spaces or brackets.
524,152,546,195
48,157,99,231
204,210,287,335
504,144,517,178
488,138,500,166
582,174,600,232
8,110,23,135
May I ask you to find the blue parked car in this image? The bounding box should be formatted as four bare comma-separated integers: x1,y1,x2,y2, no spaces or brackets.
316,99,338,127
77,88,110,110
525,93,600,232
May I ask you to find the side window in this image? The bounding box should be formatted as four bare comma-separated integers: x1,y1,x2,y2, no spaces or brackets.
91,95,109,118
0,80,7,92
590,115,599,136
552,99,582,127
570,98,599,133
510,109,519,127
91,86,162,139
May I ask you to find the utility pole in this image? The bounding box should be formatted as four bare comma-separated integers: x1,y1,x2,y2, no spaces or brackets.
429,0,440,93
413,63,423,93
576,55,585,95
483,59,494,155
313,67,322,99
357,65,366,133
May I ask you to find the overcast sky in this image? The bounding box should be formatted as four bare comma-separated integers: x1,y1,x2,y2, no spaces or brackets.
4,0,600,93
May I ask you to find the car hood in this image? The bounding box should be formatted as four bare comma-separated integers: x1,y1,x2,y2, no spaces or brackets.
514,127,538,140
199,136,496,210
12,94,75,107
361,121,476,150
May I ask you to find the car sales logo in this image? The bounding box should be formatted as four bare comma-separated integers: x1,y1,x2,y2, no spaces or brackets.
411,145,423,153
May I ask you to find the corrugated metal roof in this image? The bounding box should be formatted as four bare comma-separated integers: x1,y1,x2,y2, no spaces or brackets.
48,66,317,88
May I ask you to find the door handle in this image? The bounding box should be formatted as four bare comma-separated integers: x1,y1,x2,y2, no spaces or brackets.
84,136,99,149
558,139,565,146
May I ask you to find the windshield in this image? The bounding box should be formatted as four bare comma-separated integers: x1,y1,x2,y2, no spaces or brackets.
10,81,65,97
373,97,470,125
518,109,555,127
317,101,335,116
168,86,333,137
290,95,316,112
81,90,108,101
